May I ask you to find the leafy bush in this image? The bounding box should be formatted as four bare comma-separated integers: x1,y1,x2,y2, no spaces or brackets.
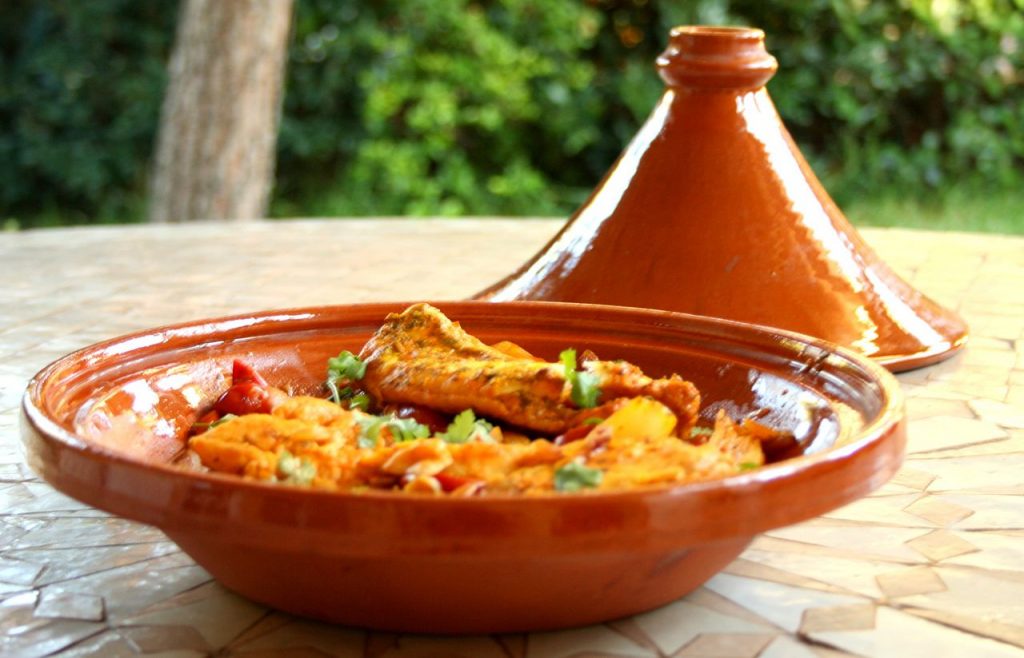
0,1,176,226
725,0,1024,205
276,0,609,217
2,0,1022,227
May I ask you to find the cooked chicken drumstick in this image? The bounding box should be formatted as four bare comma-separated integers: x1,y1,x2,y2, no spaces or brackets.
358,303,700,435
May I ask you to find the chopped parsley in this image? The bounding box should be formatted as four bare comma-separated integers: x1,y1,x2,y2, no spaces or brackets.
442,409,494,444
688,426,714,438
326,351,366,404
277,449,317,485
559,348,601,408
554,461,603,492
356,414,430,448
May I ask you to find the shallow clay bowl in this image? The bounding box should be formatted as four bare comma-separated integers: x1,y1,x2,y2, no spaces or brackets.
21,301,905,634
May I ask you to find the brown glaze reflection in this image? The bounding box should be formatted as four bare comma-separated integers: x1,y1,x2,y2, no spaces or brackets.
479,26,967,372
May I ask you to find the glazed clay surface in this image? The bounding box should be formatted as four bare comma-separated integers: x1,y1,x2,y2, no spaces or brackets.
21,301,905,633
481,26,967,371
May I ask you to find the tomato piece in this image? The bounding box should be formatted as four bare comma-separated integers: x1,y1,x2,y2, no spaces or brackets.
215,381,273,416
231,359,268,387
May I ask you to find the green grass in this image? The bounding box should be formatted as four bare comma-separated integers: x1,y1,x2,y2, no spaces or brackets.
841,187,1024,235
3,197,146,231
272,181,1024,236
7,186,1024,235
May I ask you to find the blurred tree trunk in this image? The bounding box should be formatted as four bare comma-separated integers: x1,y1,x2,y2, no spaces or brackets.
148,0,293,223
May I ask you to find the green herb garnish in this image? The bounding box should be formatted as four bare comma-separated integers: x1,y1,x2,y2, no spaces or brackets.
326,351,367,404
559,348,601,408
328,351,367,380
387,416,431,442
442,409,494,444
356,414,430,448
689,426,714,438
582,417,604,426
277,449,317,485
348,392,371,411
326,382,347,405
554,461,603,492
739,462,760,472
326,384,373,410
193,413,238,430
356,416,382,448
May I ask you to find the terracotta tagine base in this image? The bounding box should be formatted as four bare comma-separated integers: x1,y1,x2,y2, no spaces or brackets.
478,26,967,372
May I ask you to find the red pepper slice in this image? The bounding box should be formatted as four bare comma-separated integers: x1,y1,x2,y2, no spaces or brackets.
553,423,594,446
435,472,481,493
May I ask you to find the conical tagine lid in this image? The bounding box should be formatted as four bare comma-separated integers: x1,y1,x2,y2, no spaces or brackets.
479,26,967,371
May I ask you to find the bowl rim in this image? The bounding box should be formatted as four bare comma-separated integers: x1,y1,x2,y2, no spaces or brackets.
21,299,905,507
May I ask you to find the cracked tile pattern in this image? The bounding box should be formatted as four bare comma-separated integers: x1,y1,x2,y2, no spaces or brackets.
1,220,1022,657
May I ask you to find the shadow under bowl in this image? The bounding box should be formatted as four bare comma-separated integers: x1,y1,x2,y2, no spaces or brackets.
21,301,905,634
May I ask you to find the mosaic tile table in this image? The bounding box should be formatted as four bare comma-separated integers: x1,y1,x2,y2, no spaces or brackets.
1,219,1022,658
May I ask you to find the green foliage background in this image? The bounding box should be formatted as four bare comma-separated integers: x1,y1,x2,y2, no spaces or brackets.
2,0,1022,229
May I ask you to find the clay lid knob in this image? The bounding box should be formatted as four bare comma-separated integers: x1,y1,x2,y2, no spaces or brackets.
657,26,778,89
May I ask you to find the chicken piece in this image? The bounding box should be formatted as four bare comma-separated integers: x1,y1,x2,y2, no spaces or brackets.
358,303,700,435
704,410,765,467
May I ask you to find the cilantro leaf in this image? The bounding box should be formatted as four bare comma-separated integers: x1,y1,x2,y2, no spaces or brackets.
559,348,601,409
387,416,431,442
327,351,366,380
559,348,577,377
326,351,367,404
348,392,371,411
325,383,372,410
554,461,603,492
442,409,494,444
356,416,384,448
356,414,430,448
572,371,601,408
277,449,317,486
325,380,347,405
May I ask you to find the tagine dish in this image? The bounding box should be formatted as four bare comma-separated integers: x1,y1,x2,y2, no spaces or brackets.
22,301,904,632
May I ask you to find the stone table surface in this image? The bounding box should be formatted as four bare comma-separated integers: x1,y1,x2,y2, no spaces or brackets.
1,219,1022,658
